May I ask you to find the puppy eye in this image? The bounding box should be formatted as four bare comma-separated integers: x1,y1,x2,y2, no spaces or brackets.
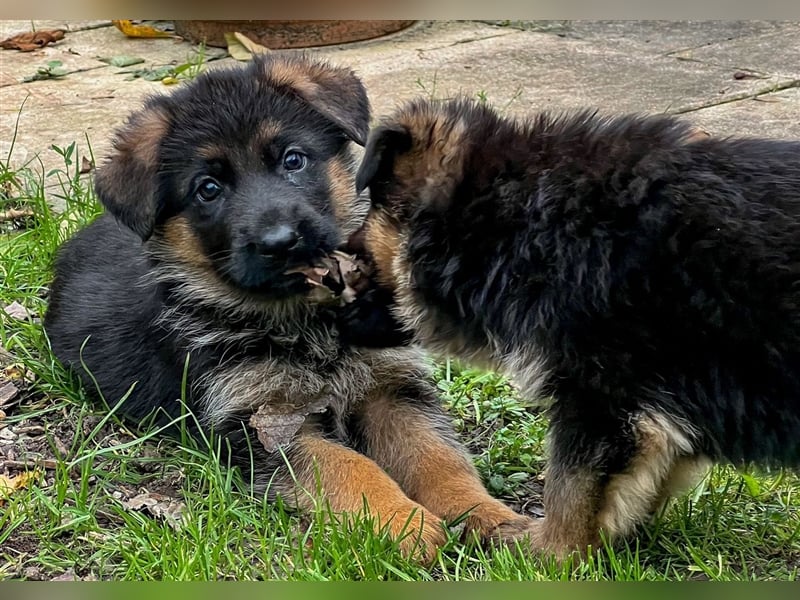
283,150,307,172
196,178,222,202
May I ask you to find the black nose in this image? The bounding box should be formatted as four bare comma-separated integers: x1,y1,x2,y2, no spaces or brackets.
256,224,299,256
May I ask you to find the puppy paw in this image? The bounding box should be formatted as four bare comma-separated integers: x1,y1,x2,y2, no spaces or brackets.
489,517,590,562
387,504,449,565
488,515,544,548
456,500,541,549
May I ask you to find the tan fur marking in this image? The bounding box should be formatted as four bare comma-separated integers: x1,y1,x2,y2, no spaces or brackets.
196,143,227,161
293,433,447,564
597,413,697,537
534,468,602,557
264,60,320,100
652,454,712,514
249,119,283,156
326,156,363,237
359,394,534,542
160,216,214,270
258,119,282,143
391,111,469,208
364,212,403,291
686,127,711,143
116,106,170,169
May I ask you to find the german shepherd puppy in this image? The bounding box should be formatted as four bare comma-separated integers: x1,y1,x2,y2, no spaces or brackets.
43,57,535,563
354,96,800,558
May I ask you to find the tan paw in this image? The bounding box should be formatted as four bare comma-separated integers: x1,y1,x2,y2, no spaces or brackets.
386,504,449,565
490,517,594,561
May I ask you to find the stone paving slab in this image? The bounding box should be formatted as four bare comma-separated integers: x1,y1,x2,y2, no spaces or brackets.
514,20,793,56
0,20,798,199
670,24,800,77
680,86,800,140
327,27,794,116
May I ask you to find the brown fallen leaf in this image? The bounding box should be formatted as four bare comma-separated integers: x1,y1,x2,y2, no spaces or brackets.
120,490,186,529
285,251,374,306
112,20,174,39
0,380,18,406
79,156,94,174
0,29,65,52
249,396,331,453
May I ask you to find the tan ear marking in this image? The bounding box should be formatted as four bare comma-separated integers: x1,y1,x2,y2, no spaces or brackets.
257,53,370,146
94,104,171,239
113,105,170,170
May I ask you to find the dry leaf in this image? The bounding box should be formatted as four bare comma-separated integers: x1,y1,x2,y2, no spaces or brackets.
285,251,373,306
249,396,331,453
0,381,18,407
224,31,270,61
4,364,29,382
0,29,65,52
0,470,41,506
50,569,78,581
79,156,94,174
120,490,186,529
3,301,35,321
0,208,35,222
112,20,173,39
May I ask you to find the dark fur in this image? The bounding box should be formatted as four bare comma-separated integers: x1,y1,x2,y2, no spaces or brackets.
44,57,533,562
356,96,800,556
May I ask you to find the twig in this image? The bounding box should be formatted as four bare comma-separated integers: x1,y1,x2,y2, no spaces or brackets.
0,208,34,222
1,458,59,470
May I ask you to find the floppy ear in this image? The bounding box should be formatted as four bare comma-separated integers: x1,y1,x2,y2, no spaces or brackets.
258,53,371,146
355,124,412,197
93,104,170,240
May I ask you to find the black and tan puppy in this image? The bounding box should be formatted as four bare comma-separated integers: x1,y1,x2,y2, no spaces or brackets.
354,97,800,558
43,57,534,563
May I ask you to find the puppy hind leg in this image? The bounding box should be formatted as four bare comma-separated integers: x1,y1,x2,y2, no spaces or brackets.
595,412,703,539
355,390,535,546
648,453,713,517
510,407,702,559
269,428,448,565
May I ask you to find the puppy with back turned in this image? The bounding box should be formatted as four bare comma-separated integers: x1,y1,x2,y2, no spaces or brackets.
354,96,800,557
43,56,535,563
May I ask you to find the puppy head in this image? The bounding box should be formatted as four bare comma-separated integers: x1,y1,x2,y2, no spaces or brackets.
354,97,485,291
94,52,371,300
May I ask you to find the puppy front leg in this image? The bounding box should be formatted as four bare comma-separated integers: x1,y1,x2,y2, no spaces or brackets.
356,389,535,546
275,429,448,564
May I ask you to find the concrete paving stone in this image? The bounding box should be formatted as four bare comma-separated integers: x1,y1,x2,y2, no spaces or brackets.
0,75,174,174
681,87,800,140
0,20,112,39
670,24,800,78
317,27,795,122
492,20,792,56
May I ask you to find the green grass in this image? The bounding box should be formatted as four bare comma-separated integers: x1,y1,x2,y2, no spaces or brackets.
0,140,798,582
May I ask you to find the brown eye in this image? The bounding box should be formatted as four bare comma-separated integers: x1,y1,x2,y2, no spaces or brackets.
196,178,222,202
283,150,307,172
